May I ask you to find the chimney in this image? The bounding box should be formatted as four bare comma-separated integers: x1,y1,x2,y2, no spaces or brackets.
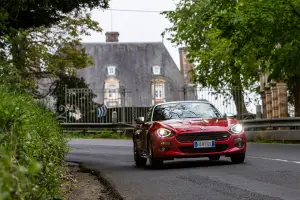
179,47,193,84
105,32,119,42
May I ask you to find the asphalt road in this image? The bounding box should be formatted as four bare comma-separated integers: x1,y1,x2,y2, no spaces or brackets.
66,139,300,200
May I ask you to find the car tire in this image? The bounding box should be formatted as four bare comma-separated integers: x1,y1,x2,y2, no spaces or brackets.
230,153,245,164
134,141,147,167
148,136,163,169
209,155,220,161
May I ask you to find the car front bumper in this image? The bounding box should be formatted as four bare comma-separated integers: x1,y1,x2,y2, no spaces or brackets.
151,133,247,159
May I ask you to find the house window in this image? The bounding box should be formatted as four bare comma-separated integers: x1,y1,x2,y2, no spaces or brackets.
107,66,116,75
108,90,112,98
105,84,121,107
152,80,165,104
153,66,161,75
107,85,117,99
155,87,163,98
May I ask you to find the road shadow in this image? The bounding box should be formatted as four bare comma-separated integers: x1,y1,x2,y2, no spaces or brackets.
143,159,236,170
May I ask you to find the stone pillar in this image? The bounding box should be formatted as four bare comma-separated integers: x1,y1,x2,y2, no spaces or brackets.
270,82,279,118
112,111,117,123
277,81,288,118
260,91,267,118
120,85,126,123
184,84,197,100
256,105,262,119
265,87,272,118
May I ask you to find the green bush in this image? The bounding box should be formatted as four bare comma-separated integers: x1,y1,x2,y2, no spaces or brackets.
0,87,68,200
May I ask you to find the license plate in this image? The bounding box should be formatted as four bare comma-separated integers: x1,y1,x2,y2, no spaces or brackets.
193,140,215,148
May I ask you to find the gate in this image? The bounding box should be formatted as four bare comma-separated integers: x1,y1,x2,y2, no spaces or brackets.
56,88,151,124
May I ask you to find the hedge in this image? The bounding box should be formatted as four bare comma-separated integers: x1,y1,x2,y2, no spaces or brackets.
0,87,69,200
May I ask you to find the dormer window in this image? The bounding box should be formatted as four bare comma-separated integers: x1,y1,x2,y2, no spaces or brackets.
107,66,116,75
153,66,161,75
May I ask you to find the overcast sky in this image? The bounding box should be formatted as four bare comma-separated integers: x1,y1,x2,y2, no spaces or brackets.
81,0,180,67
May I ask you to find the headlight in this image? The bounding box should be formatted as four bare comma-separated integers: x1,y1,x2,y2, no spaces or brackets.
156,128,174,138
230,124,243,134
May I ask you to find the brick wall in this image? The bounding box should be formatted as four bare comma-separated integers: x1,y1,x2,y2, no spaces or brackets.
179,47,194,84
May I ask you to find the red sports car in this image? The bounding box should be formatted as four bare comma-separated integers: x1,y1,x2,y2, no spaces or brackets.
133,100,246,168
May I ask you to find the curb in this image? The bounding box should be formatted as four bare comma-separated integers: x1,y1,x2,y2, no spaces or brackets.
74,163,124,200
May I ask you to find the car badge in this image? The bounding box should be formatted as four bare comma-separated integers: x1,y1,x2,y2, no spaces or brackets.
199,126,205,130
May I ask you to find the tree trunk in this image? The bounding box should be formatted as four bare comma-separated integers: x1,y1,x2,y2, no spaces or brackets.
231,75,249,119
294,80,300,117
231,88,249,119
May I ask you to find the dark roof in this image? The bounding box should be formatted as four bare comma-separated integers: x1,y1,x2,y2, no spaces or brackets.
77,42,185,92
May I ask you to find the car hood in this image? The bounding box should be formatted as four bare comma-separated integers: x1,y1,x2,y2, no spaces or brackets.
160,118,238,133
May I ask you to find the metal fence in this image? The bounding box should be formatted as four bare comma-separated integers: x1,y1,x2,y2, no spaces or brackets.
55,85,261,124
56,88,152,124
195,86,259,119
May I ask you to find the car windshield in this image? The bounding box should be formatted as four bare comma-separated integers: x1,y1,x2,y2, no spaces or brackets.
152,102,221,121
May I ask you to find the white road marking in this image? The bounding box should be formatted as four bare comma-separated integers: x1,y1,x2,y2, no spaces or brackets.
248,156,300,164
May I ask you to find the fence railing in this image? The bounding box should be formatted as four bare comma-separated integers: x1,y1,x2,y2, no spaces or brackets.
61,117,300,141
54,86,262,124
241,117,300,141
242,117,300,129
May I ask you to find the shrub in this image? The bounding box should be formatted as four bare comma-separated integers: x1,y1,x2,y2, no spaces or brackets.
0,87,68,200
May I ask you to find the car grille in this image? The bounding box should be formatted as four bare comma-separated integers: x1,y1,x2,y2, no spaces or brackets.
176,132,230,143
178,144,228,154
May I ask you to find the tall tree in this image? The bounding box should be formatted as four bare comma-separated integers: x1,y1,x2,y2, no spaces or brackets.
163,0,259,116
0,0,110,94
225,0,300,116
0,8,106,120
1,9,101,95
164,0,300,117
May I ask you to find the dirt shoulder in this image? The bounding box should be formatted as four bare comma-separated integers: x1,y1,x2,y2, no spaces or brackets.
62,163,121,200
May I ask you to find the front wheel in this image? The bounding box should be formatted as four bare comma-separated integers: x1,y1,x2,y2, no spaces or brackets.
230,153,245,164
134,141,147,167
148,137,163,169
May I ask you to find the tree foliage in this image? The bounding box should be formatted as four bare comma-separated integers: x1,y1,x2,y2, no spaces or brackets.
0,9,101,98
0,0,110,94
163,0,259,115
163,0,300,115
0,0,109,37
164,0,260,90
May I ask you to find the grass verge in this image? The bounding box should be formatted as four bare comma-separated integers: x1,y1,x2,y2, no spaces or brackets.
64,130,129,139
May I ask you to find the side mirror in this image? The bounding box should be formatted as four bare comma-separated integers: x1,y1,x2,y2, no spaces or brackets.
223,113,227,118
135,117,145,124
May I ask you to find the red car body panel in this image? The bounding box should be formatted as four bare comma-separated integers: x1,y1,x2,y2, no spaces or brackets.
144,117,246,159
